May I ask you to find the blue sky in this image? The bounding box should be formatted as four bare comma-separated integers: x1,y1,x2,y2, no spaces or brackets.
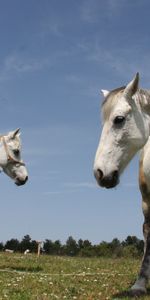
0,0,150,244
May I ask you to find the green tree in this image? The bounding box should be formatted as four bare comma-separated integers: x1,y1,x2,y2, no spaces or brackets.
109,238,122,257
65,236,79,256
53,240,62,255
122,245,139,258
96,241,112,257
20,235,32,252
43,239,54,254
78,239,93,257
124,236,139,246
110,238,120,249
30,240,38,253
5,239,19,252
78,239,84,250
0,242,4,251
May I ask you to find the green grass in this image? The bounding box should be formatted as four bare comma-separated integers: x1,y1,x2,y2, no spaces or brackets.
0,253,149,299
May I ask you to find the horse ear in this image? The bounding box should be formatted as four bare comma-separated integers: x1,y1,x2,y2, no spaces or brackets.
124,72,139,98
101,89,110,98
12,128,20,139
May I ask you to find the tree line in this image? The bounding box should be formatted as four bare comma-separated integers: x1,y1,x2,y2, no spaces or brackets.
0,234,144,258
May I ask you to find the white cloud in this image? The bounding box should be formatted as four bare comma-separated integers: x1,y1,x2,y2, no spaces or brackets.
80,0,124,23
65,74,82,84
64,182,97,189
0,54,49,82
81,0,98,23
44,191,62,196
0,47,71,81
40,20,63,38
43,181,98,198
3,53,51,74
122,182,138,188
22,123,95,168
77,39,150,84
106,0,124,16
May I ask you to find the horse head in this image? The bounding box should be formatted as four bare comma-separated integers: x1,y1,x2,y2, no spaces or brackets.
0,128,28,186
94,73,150,188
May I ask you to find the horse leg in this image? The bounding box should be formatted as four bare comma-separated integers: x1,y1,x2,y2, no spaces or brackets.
130,157,150,296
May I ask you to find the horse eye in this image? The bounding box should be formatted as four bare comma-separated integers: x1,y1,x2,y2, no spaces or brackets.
13,149,20,156
114,116,125,125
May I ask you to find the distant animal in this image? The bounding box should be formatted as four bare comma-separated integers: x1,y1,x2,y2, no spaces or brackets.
24,249,30,255
94,73,150,296
5,249,14,253
0,128,28,185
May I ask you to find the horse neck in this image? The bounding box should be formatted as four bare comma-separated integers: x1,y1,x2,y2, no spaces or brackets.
0,141,7,167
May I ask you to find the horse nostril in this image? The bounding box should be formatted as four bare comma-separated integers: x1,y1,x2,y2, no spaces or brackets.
25,176,28,183
94,168,103,182
113,170,118,180
97,169,103,180
94,168,119,188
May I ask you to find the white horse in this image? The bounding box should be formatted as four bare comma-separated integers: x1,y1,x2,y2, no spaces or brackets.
0,128,28,186
94,73,150,296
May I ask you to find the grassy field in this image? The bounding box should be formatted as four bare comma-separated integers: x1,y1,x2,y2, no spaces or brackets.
0,253,149,300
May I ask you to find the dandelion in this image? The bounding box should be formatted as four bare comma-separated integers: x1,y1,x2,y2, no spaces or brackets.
16,277,22,281
102,283,108,287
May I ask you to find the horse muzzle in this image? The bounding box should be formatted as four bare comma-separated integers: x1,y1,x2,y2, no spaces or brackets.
15,176,28,186
94,169,119,189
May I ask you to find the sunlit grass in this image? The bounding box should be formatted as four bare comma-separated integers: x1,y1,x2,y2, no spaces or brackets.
0,253,149,299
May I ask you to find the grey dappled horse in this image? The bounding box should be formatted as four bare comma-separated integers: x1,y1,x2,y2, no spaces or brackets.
94,73,150,296
0,129,28,185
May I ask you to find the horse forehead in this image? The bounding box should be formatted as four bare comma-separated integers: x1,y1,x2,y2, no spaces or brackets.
102,94,130,121
102,90,125,121
112,98,130,113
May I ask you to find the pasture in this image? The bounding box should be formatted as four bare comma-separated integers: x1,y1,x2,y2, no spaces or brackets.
0,253,149,299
